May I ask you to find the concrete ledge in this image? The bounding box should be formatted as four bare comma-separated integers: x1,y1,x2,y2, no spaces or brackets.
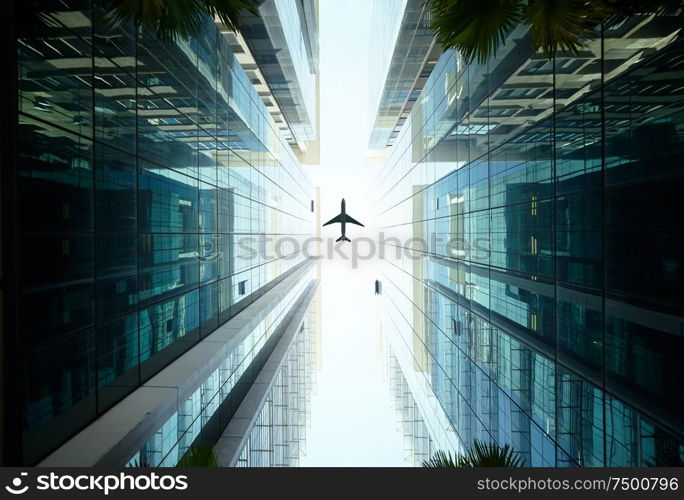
40,260,315,466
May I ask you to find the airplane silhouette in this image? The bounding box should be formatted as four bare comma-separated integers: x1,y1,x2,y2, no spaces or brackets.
323,198,364,242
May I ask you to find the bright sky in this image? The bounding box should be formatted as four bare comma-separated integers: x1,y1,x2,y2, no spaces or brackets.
299,0,408,466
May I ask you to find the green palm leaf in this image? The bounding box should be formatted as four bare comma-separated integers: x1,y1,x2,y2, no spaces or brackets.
428,0,681,63
422,440,525,468
177,444,219,467
524,0,602,57
462,440,525,467
422,449,462,467
429,0,525,64
105,0,260,41
127,457,151,468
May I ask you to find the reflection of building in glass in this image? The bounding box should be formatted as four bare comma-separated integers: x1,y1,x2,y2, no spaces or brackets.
3,0,318,466
371,15,684,466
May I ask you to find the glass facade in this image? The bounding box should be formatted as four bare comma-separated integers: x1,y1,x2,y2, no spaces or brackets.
367,0,408,133
385,345,444,466
367,0,438,150
12,0,314,465
372,16,684,466
235,297,318,467
239,0,318,145
125,268,317,467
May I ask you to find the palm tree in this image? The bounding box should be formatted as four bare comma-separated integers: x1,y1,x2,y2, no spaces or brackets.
106,0,261,40
422,440,525,467
126,457,151,468
422,450,462,467
428,0,683,63
177,443,220,467
126,444,219,467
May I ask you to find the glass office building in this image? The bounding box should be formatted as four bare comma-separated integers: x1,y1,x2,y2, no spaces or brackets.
367,0,440,150
3,0,316,465
372,15,684,466
385,346,441,466
232,294,318,467
238,0,319,153
123,266,319,468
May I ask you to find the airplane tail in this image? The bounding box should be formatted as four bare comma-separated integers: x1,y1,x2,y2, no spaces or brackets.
336,235,351,243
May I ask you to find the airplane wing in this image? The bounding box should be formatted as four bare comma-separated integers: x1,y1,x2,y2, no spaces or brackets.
323,214,342,226
346,214,365,227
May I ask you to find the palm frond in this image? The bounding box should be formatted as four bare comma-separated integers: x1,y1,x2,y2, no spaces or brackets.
429,0,525,64
524,0,602,58
423,440,525,468
105,0,260,41
422,449,462,467
126,457,151,468
462,440,525,467
428,0,683,63
177,444,219,467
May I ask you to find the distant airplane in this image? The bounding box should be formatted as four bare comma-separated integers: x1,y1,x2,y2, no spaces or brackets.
323,198,364,242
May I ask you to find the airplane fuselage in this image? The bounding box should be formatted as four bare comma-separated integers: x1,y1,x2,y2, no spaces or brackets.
340,199,347,237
